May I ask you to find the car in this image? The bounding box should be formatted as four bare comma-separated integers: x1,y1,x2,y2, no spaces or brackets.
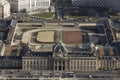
54,72,60,77
65,72,75,78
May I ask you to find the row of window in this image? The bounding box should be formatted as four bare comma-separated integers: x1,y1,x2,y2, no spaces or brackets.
54,61,65,65
22,60,52,70
70,66,96,71
19,1,50,8
36,1,50,7
0,61,21,67
23,60,50,65
100,61,117,68
71,60,96,66
23,65,50,70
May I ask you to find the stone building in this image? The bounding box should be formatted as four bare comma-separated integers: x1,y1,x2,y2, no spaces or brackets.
21,41,120,72
0,56,22,69
98,57,120,70
22,52,53,71
69,57,97,72
0,41,119,72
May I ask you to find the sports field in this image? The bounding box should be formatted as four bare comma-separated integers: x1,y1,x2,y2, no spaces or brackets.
63,31,83,44
37,31,54,43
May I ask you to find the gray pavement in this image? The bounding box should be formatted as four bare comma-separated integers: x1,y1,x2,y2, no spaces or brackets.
0,69,120,79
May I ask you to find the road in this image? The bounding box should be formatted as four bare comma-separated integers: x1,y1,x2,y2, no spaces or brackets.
0,71,120,80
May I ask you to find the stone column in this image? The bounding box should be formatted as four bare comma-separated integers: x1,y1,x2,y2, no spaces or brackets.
61,61,63,71
34,0,36,7
29,0,31,8
54,61,55,71
57,61,59,71
65,61,68,71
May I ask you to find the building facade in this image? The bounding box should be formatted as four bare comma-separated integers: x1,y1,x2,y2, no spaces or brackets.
0,56,22,69
72,0,120,13
22,54,120,72
69,57,97,72
1,19,120,72
98,57,120,70
21,42,120,72
0,0,10,19
10,0,51,14
22,56,53,71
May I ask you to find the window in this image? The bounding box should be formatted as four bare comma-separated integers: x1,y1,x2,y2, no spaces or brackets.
84,61,86,65
77,61,79,65
31,0,35,7
74,61,76,65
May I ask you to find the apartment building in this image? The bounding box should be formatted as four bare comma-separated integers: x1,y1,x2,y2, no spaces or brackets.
10,0,51,14
72,0,120,13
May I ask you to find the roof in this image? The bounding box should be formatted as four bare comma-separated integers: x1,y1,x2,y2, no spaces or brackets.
0,56,22,60
89,35,99,44
53,41,68,53
98,46,115,56
0,19,11,31
10,20,17,27
98,56,120,60
24,50,53,57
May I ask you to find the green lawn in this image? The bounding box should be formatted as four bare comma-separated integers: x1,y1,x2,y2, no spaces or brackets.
111,15,120,20
32,12,54,18
69,16,89,19
69,15,99,22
